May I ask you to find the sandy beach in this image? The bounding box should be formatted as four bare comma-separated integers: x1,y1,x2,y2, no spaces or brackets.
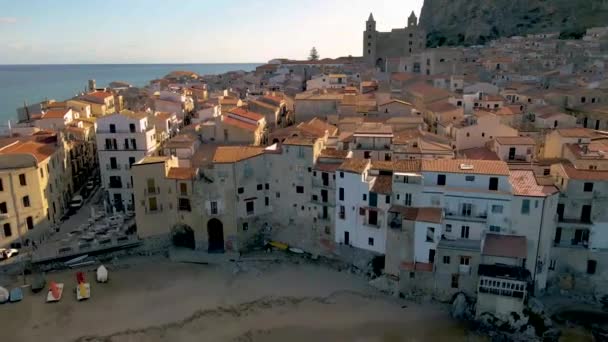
0,256,483,342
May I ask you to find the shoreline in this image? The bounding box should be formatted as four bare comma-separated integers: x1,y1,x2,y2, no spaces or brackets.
0,254,482,342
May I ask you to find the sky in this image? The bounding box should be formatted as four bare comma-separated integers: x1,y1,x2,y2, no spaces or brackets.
0,0,423,64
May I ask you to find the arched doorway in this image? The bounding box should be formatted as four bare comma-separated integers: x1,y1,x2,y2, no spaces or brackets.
207,218,224,253
171,224,195,249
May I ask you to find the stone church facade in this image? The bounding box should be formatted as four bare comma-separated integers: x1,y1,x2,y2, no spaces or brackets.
363,12,427,71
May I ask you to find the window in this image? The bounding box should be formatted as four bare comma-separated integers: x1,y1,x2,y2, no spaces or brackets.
364,151,371,159
265,197,269,206
548,259,556,271
465,176,475,182
489,225,501,233
451,274,459,288
339,205,345,219
385,195,390,204
0,202,7,214
489,177,499,191
461,203,472,216
242,222,248,231
22,196,30,208
210,201,218,215
426,227,435,242
238,187,244,194
246,201,254,215
178,198,191,211
256,184,262,191
368,237,374,246
276,192,280,198
265,183,269,190
0,178,2,191
131,138,137,150
491,205,503,214
39,167,44,178
325,226,331,235
445,224,452,232
405,193,412,206
19,174,26,186
443,256,450,264
129,123,136,133
110,157,118,170
437,174,446,186
3,223,11,237
148,197,158,211
296,186,304,194
460,225,470,239
109,124,116,133
359,207,365,216
339,188,344,201
521,199,530,215
587,260,597,275
362,194,367,201
340,172,344,178
460,256,471,265
26,216,34,230
368,210,378,225
584,182,594,192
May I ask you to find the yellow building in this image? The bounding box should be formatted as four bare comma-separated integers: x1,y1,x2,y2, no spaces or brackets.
78,91,116,116
132,155,199,243
0,134,69,247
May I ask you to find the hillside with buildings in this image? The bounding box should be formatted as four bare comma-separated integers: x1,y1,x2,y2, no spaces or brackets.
420,0,608,46
1,10,608,341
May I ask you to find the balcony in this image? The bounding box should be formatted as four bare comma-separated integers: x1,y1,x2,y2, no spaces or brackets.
108,182,123,189
459,264,471,275
444,212,488,223
144,187,160,195
106,164,122,170
312,178,333,189
558,217,593,227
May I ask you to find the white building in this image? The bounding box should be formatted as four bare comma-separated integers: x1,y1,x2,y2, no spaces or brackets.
96,110,158,212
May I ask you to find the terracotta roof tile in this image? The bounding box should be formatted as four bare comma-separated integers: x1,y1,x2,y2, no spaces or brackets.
482,234,527,259
42,108,70,119
556,128,596,138
509,170,558,197
494,136,535,145
222,116,258,131
460,147,501,161
314,162,341,172
167,167,197,180
0,140,56,163
228,107,265,121
338,158,370,174
422,159,509,175
319,149,349,159
371,175,392,194
388,206,443,224
283,136,316,146
213,146,265,163
559,163,608,181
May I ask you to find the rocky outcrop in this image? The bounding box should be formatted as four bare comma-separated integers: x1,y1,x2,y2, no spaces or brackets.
420,0,608,46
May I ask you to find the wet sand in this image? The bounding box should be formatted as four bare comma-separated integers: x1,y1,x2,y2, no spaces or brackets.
0,257,484,342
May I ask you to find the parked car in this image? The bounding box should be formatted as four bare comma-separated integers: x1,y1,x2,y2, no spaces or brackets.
0,248,19,260
69,195,84,210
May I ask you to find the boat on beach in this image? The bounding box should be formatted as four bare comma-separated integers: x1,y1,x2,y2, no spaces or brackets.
75,272,90,301
46,282,64,302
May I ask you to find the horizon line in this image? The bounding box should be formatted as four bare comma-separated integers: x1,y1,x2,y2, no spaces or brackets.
0,62,265,66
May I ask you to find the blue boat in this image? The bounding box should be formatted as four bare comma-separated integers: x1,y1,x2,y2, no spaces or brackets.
9,287,23,302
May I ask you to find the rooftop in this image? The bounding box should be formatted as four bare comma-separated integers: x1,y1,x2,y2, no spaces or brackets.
482,234,527,259
370,175,392,194
389,206,443,224
213,146,265,164
167,167,197,180
228,107,265,121
338,158,370,174
509,170,558,197
421,159,510,175
494,136,535,145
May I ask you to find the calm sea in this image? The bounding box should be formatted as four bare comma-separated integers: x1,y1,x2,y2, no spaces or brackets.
0,63,260,123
